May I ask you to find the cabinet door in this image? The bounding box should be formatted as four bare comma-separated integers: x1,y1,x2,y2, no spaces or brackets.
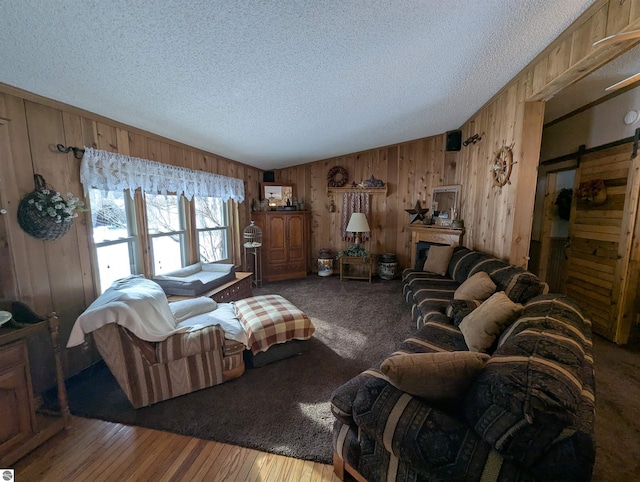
287,214,306,266
265,214,287,268
0,341,35,458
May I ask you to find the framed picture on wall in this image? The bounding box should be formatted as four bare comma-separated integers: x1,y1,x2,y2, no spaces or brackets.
261,183,295,207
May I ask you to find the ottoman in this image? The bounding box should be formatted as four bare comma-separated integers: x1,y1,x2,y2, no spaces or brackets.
234,294,315,368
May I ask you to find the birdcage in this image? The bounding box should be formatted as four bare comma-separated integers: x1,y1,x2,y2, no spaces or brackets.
243,221,262,248
243,221,262,287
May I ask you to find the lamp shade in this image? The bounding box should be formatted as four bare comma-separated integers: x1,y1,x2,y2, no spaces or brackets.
346,213,370,233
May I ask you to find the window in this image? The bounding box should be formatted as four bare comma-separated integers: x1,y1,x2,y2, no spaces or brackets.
145,193,187,275
89,189,140,293
194,196,231,263
89,189,234,290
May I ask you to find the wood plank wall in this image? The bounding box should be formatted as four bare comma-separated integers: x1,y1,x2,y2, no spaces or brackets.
275,0,640,270
274,136,454,271
0,87,262,383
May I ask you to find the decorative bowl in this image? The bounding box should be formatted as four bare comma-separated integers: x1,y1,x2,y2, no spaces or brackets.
0,311,12,327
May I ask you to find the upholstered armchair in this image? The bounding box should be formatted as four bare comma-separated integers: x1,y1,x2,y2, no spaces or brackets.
67,275,246,408
92,322,244,408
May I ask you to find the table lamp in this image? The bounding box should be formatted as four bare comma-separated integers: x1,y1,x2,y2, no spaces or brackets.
346,213,370,245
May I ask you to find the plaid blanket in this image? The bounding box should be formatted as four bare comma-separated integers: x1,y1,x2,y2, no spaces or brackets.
234,295,315,354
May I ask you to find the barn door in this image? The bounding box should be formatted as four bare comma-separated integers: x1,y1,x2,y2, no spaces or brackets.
564,141,639,342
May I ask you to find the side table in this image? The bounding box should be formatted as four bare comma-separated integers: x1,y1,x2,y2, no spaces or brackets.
340,256,373,283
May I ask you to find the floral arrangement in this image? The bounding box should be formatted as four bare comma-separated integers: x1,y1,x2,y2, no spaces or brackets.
337,244,369,259
575,179,606,202
27,189,86,223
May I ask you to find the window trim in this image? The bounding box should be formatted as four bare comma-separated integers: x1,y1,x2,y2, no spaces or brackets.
144,193,189,275
88,188,142,294
193,196,232,264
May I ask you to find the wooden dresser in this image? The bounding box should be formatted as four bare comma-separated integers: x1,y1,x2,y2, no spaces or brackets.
252,211,310,282
0,300,71,466
168,272,253,302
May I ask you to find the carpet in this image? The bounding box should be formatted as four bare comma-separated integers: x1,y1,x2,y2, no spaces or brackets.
63,276,412,463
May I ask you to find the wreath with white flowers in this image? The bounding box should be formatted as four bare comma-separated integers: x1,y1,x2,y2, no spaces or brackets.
327,166,348,187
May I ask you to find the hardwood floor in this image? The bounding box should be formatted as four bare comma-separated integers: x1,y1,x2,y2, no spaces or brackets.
14,416,341,481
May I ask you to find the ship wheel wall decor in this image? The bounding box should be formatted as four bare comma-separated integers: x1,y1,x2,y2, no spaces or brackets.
491,145,515,187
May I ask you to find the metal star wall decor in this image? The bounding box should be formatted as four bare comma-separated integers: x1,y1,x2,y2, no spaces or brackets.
405,201,428,224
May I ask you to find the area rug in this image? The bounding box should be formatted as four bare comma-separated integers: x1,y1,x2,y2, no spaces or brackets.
62,276,412,463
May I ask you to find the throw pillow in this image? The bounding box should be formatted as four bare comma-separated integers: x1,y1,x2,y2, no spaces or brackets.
459,291,523,352
380,351,490,401
423,245,455,276
170,296,217,324
454,272,496,301
446,299,482,326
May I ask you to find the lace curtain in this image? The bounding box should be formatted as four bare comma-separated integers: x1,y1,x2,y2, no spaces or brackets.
80,147,245,202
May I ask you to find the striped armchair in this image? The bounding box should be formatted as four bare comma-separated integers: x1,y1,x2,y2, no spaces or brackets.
93,322,245,408
68,276,246,409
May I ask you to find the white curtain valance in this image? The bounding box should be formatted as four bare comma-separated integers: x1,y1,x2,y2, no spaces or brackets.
80,147,245,203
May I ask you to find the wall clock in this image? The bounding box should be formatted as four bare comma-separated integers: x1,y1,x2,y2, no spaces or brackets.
491,145,515,187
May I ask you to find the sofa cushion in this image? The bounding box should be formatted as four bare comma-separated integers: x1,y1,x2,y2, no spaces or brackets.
351,376,508,479
402,271,458,303
464,294,595,476
380,351,490,401
454,272,496,300
472,260,543,304
397,318,468,354
498,295,592,349
459,292,523,352
402,271,459,328
153,262,236,296
423,245,455,275
446,299,482,326
331,370,384,425
449,247,494,284
448,248,543,304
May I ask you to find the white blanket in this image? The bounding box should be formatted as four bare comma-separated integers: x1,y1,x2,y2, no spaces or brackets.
67,276,187,347
176,302,248,346
67,275,248,348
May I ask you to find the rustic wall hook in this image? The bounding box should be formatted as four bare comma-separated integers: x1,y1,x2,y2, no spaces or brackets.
56,144,85,159
462,133,484,147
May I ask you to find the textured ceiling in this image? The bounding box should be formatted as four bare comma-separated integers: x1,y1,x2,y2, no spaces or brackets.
0,1,596,169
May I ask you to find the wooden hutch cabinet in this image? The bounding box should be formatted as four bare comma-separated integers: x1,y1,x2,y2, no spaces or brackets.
252,211,310,282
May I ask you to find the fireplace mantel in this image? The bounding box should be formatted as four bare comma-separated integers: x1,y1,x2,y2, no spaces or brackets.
409,225,465,268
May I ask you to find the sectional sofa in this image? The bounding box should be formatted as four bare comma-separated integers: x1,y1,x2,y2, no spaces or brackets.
331,246,596,481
